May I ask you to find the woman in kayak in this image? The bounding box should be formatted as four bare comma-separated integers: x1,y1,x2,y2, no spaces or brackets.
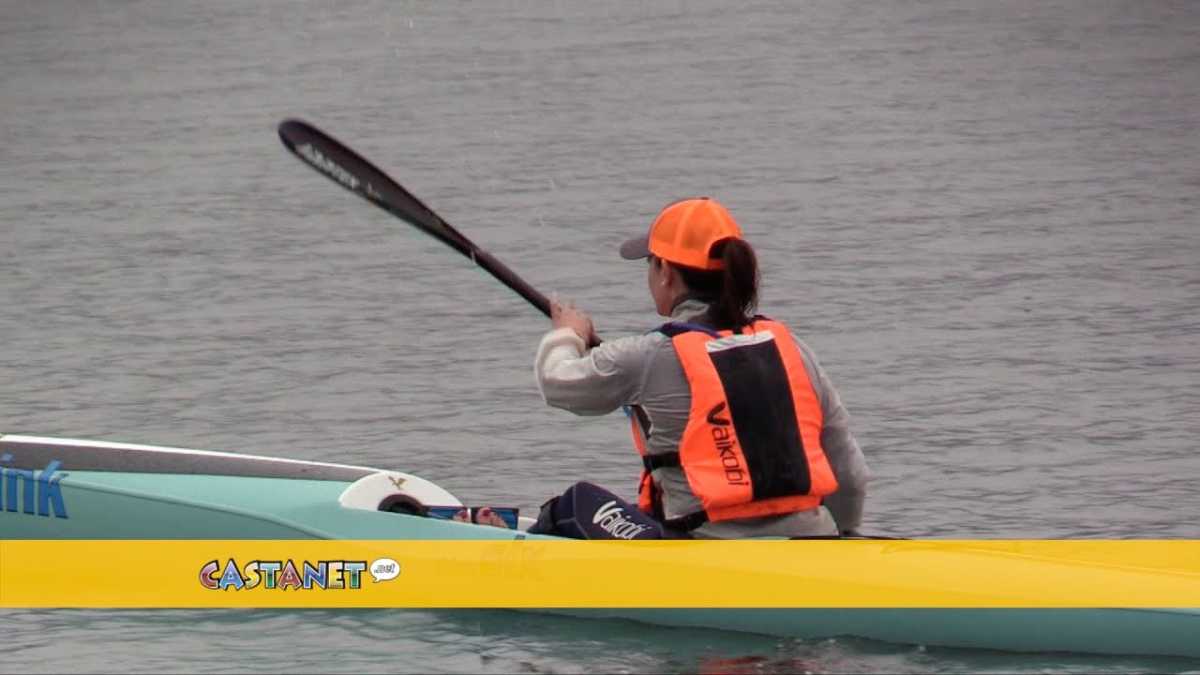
534,197,869,539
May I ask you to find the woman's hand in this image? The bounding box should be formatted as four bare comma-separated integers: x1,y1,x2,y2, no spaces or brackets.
550,296,599,348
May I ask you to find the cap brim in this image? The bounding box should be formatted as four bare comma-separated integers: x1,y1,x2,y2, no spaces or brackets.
619,235,651,260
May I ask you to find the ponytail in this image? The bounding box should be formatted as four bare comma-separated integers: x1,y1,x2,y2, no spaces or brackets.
713,238,759,329
675,238,760,330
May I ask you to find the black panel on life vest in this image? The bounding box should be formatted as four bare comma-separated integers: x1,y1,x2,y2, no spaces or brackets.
709,338,811,499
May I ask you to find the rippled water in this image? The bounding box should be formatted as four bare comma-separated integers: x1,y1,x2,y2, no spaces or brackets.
2,0,1198,672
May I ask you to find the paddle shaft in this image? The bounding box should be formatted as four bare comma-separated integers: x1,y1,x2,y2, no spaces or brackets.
277,119,551,317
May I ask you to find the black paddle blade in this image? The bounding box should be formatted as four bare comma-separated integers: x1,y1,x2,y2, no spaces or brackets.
277,118,472,256
277,118,552,318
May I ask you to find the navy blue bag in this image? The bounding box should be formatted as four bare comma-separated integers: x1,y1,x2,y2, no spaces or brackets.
527,481,666,540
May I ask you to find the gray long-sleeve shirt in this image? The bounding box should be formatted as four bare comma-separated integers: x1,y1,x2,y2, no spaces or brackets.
534,299,869,539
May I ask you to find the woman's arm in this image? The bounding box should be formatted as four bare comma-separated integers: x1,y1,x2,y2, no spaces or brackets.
795,340,871,533
535,328,657,417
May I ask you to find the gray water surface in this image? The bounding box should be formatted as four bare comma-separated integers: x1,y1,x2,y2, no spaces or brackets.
2,1,1198,672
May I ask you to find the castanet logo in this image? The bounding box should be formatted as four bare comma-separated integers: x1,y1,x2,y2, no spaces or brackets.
198,557,401,590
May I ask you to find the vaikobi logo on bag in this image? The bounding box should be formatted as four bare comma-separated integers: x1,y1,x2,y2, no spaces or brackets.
592,500,652,539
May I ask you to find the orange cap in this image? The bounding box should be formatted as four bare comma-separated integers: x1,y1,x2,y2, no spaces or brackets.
618,197,743,270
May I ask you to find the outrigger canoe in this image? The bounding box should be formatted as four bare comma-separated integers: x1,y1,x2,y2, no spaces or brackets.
2,433,1198,660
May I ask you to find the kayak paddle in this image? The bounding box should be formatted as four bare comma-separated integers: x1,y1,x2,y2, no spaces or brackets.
277,118,552,317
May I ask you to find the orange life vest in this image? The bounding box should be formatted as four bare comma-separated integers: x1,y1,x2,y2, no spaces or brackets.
629,318,839,530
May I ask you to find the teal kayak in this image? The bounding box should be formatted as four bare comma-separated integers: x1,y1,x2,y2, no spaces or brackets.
2,433,1197,659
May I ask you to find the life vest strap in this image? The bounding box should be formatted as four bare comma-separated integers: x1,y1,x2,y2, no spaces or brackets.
663,496,827,531
657,321,720,338
642,452,681,471
662,510,709,532
630,404,653,438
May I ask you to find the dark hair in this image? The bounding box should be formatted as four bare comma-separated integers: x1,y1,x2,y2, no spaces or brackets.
675,238,759,330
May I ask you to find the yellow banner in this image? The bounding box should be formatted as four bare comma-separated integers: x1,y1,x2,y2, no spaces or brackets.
1,540,1198,608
